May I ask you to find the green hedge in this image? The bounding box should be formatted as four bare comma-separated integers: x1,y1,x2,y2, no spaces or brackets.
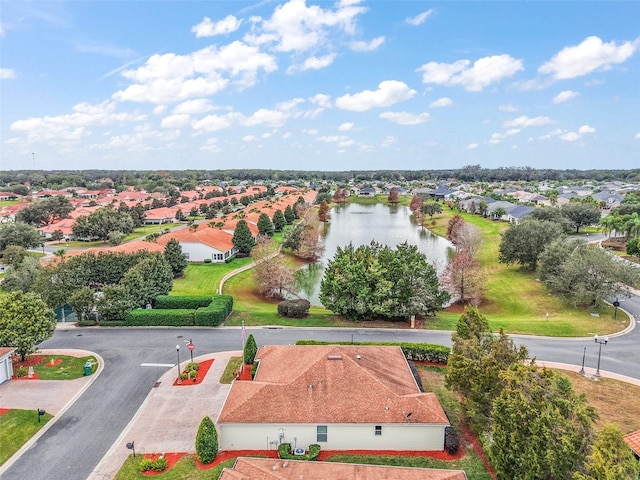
296,340,450,364
125,309,195,326
278,443,321,461
154,295,213,309
194,295,234,326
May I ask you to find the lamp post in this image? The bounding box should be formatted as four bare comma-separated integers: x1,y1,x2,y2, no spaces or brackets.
176,344,182,384
594,335,608,378
579,346,586,375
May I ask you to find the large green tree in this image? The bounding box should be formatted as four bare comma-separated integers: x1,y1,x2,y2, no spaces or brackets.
95,284,136,322
232,220,255,255
561,203,601,234
257,212,274,236
16,195,73,226
121,255,173,308
164,238,188,278
72,207,135,241
0,222,43,252
1,256,42,293
499,219,564,270
272,209,286,232
489,364,596,480
68,286,97,323
0,291,56,360
320,241,449,321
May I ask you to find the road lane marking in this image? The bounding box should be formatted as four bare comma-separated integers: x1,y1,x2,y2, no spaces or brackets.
140,363,175,367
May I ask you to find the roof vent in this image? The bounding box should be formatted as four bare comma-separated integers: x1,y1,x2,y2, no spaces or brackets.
327,355,342,360
355,354,362,360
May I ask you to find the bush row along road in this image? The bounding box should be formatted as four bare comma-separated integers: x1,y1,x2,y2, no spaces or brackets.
2,299,639,480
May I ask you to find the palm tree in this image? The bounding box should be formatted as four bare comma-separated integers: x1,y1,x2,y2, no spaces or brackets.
623,212,640,238
599,214,623,239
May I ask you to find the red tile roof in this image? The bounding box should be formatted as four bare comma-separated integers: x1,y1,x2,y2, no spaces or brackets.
218,345,449,425
219,458,467,480
624,430,640,455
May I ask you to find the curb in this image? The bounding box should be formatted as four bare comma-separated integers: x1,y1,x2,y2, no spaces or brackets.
0,349,104,477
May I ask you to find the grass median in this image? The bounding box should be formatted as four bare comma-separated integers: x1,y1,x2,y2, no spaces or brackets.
0,409,53,466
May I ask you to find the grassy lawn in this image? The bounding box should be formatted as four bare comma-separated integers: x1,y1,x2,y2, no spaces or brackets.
114,455,234,480
0,409,53,466
31,355,97,380
122,223,181,242
170,259,253,296
219,357,243,384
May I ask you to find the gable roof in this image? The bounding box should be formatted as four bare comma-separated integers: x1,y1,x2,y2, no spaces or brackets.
158,226,235,253
624,430,640,455
219,458,467,480
218,345,449,425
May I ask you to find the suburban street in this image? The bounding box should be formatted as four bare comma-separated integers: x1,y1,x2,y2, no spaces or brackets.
2,300,639,480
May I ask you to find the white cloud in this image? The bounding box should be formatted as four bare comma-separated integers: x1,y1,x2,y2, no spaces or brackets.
0,68,16,80
173,99,216,115
499,104,518,112
335,80,416,111
243,135,259,142
552,90,580,104
379,111,430,125
318,135,349,143
406,10,433,26
192,15,243,37
200,138,221,152
309,93,332,108
578,124,596,134
559,132,581,142
192,113,237,132
290,53,337,73
350,36,384,52
417,54,523,91
381,136,396,147
466,143,478,150
635,132,640,139
338,122,354,131
489,128,521,144
503,115,553,128
539,36,638,80
252,0,367,53
282,132,292,139
161,114,190,128
429,97,452,108
302,129,318,135
113,42,277,104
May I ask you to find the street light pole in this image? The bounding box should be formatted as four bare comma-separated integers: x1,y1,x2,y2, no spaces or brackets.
579,346,586,375
176,344,181,384
594,335,608,378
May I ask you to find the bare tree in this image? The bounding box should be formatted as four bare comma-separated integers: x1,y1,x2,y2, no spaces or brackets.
252,238,297,299
440,250,486,305
456,223,484,257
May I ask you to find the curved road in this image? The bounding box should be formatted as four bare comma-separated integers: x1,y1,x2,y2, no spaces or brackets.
3,303,639,480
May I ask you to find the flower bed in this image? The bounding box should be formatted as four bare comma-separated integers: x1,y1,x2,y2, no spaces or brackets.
140,452,187,476
195,450,278,470
173,359,214,386
237,363,253,381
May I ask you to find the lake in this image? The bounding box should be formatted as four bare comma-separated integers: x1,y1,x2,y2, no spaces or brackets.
295,202,454,305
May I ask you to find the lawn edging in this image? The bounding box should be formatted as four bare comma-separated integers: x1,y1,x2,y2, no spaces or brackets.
0,349,104,477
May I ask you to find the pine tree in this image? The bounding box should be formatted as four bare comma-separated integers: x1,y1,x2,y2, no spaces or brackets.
284,205,295,224
232,220,255,254
272,209,286,232
574,423,639,480
164,238,188,278
257,212,274,236
195,416,218,465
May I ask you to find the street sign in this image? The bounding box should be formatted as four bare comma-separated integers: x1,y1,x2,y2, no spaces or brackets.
188,343,194,351
613,301,620,307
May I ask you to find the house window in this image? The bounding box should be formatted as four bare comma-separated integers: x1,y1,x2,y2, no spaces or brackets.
317,425,327,442
375,425,382,436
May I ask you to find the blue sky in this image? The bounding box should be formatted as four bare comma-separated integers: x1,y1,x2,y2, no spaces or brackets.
1,1,639,172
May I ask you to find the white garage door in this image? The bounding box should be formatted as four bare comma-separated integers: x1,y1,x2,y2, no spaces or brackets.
0,357,9,384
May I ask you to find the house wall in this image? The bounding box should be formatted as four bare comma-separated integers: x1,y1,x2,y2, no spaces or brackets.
180,242,227,262
219,423,445,451
0,353,13,384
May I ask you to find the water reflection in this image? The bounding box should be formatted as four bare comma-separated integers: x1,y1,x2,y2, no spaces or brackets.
296,202,454,305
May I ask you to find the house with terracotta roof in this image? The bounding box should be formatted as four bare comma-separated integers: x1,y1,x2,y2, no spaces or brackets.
624,430,640,461
158,225,237,262
219,458,467,480
144,207,177,224
217,345,450,452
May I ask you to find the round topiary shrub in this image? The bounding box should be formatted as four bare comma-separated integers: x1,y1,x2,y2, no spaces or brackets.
196,416,218,464
277,299,311,318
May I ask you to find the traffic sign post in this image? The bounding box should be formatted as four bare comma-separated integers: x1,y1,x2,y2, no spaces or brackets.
188,339,194,363
613,300,620,320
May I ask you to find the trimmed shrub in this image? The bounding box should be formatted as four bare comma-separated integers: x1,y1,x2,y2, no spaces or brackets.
139,457,168,472
194,295,234,326
244,334,258,364
295,340,450,364
186,362,200,371
204,258,212,263
444,426,459,455
125,309,194,326
278,443,321,461
195,416,218,465
277,299,311,318
154,295,212,309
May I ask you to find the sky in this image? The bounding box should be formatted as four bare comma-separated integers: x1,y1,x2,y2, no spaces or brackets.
0,1,639,172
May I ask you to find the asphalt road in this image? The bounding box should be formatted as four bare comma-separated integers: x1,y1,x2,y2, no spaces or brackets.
3,305,639,480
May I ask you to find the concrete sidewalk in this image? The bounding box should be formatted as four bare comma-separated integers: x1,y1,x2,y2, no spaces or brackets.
88,350,240,480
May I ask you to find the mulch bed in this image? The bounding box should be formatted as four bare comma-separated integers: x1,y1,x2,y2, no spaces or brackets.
195,450,278,470
318,449,463,461
0,408,11,416
172,359,214,386
12,355,46,369
461,423,496,478
140,452,187,476
237,363,253,381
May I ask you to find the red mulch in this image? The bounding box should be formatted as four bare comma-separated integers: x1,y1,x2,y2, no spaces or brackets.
318,449,463,461
12,355,46,368
237,363,253,381
173,359,214,386
195,450,278,470
461,423,496,478
0,408,11,416
413,360,447,368
44,358,63,367
140,452,187,476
